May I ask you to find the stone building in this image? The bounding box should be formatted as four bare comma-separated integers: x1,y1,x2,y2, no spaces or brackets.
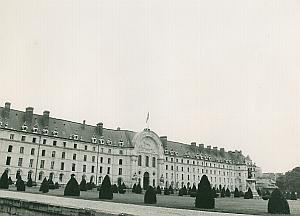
0,102,258,191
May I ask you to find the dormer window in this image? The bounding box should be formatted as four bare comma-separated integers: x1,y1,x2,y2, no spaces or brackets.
4,122,8,128
42,128,48,135
73,134,78,140
99,138,105,145
69,135,73,139
52,130,58,136
21,123,28,131
106,139,112,145
175,152,179,156
118,140,124,147
164,149,169,154
91,136,97,143
32,126,38,133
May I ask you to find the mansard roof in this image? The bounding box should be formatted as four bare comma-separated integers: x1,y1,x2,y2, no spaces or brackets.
0,104,248,164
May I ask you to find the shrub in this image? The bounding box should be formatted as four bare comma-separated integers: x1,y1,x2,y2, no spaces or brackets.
211,187,218,198
86,182,95,190
79,178,87,191
291,191,297,200
99,175,113,199
0,170,9,189
262,190,270,200
16,176,25,191
26,177,33,187
164,187,170,195
54,182,59,189
144,186,157,204
234,188,240,197
195,175,215,209
244,188,253,199
268,188,290,214
118,183,126,194
64,174,80,196
112,184,118,193
168,185,174,194
182,186,188,195
225,188,231,197
221,187,226,198
132,183,137,193
48,178,55,189
8,177,13,185
190,185,197,197
156,185,161,194
135,183,142,194
39,177,49,193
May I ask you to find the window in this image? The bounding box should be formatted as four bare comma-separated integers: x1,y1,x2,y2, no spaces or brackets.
52,151,56,158
43,139,47,144
119,159,123,165
53,140,57,146
119,150,123,155
40,160,45,168
119,168,122,175
152,157,156,167
93,147,96,151
83,155,87,161
84,145,87,150
171,165,174,170
145,156,149,167
63,142,66,147
72,163,76,171
62,152,65,159
50,161,55,169
6,156,11,165
92,156,95,162
83,165,86,172
21,136,26,142
138,155,142,166
32,137,36,143
108,158,111,164
8,145,13,152
18,158,23,166
100,157,103,163
91,166,95,173
30,148,35,155
108,149,111,154
38,172,43,181
74,143,77,149
20,147,24,154
42,150,46,156
107,167,110,174
29,159,34,168
73,154,76,160
100,166,103,173
60,162,64,170
166,165,168,170
9,134,14,140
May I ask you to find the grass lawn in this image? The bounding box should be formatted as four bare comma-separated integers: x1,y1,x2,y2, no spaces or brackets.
6,186,300,216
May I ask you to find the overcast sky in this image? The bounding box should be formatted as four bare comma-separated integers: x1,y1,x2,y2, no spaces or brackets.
0,0,299,173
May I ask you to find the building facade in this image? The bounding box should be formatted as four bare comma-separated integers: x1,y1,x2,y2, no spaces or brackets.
0,102,258,191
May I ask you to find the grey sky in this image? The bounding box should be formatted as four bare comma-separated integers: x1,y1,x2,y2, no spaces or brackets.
0,0,299,173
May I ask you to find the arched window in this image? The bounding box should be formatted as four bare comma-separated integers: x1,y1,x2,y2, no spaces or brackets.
145,156,149,167
138,155,142,166
27,171,33,179
38,171,44,181
49,172,54,180
59,173,64,182
8,145,13,152
119,159,122,165
16,170,21,179
152,157,156,167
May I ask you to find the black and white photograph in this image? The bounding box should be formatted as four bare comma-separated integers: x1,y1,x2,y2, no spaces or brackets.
0,0,299,215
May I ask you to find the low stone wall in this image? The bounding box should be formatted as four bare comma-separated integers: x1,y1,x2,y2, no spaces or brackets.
0,197,117,216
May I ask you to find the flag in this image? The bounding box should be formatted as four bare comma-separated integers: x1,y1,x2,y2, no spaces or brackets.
146,112,149,123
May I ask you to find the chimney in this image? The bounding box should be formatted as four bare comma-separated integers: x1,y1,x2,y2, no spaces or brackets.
220,148,225,156
213,147,218,155
191,142,196,146
160,136,167,148
96,122,103,136
25,107,34,125
2,102,11,119
117,127,120,131
42,110,50,126
199,144,204,151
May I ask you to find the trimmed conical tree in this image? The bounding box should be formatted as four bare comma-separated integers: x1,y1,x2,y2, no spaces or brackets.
168,185,174,194
8,177,13,185
183,185,188,195
16,176,25,191
212,187,217,198
144,186,157,204
190,185,197,197
244,188,253,199
164,187,170,195
27,177,33,187
99,175,113,199
48,178,55,189
195,175,215,209
112,184,118,193
64,174,80,196
80,178,87,191
268,188,290,214
135,183,142,194
132,183,137,193
234,188,240,197
118,182,126,194
221,187,226,197
156,185,161,194
225,188,231,197
0,170,9,189
39,177,49,193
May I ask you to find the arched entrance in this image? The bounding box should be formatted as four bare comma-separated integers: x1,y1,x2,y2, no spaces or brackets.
143,172,150,189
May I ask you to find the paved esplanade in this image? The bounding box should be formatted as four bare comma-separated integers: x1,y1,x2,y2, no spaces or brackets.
0,190,253,216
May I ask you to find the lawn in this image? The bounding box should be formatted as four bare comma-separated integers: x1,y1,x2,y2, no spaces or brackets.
6,186,300,216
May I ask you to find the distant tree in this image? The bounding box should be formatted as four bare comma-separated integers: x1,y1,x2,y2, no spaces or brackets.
244,188,253,199
79,178,87,191
118,182,126,194
168,185,174,194
221,187,226,198
225,188,231,197
276,167,300,197
16,176,25,191
144,186,157,204
98,175,113,200
135,183,142,194
190,184,197,197
39,177,49,193
64,174,80,196
132,183,137,193
268,188,290,214
156,185,161,194
112,184,118,193
26,177,33,187
195,175,215,209
164,187,170,195
234,188,240,197
0,170,9,189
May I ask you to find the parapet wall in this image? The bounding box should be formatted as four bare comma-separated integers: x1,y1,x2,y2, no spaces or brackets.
0,197,117,216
